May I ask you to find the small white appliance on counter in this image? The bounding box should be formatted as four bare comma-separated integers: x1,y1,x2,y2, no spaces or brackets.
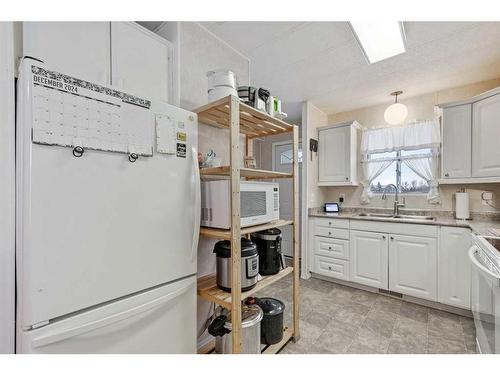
469,233,500,353
201,180,279,229
16,58,200,353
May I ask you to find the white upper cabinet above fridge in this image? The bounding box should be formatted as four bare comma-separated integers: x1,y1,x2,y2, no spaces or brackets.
22,22,172,102
110,22,171,102
318,121,360,186
22,22,111,84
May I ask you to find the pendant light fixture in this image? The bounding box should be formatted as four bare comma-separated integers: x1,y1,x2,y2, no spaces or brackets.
384,90,408,125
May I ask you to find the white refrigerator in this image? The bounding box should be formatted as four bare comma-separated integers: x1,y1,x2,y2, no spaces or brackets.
16,58,200,353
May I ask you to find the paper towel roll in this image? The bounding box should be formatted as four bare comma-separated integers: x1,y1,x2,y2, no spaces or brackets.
455,192,470,220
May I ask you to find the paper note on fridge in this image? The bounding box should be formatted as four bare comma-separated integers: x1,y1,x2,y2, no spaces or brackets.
155,114,177,154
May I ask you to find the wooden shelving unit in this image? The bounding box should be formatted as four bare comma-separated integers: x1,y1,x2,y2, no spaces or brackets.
201,166,292,180
195,95,300,354
200,219,293,240
197,267,294,310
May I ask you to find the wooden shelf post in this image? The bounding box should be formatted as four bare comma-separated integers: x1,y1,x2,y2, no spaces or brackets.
292,124,300,341
229,95,242,354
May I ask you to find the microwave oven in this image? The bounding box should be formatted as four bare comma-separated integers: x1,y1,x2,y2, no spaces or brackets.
201,180,280,229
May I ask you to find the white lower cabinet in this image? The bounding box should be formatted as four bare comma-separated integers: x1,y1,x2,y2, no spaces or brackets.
438,227,471,309
350,230,389,289
309,218,472,309
389,234,438,301
314,237,349,260
314,256,350,281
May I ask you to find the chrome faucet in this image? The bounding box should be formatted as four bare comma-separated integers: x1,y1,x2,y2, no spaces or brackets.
385,184,405,216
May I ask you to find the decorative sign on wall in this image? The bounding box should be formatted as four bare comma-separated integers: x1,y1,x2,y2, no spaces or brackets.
31,65,153,156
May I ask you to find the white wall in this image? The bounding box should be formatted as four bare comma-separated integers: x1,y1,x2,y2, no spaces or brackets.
0,21,16,354
322,78,500,214
303,102,328,209
300,102,328,279
157,22,251,349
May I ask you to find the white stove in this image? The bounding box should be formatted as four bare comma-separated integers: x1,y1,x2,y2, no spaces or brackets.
470,234,500,354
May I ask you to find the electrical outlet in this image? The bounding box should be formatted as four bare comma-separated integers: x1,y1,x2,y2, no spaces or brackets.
482,191,493,206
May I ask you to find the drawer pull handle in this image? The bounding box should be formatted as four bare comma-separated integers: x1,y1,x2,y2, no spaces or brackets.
328,222,332,225
328,232,332,235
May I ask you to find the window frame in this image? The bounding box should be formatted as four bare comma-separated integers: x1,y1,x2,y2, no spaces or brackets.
369,148,432,195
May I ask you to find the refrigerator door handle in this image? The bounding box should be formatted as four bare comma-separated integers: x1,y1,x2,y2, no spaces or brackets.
31,281,194,349
190,146,201,262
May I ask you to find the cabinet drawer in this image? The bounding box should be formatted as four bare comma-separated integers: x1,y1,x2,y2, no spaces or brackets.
315,226,349,239
314,256,350,281
314,237,349,260
315,217,349,229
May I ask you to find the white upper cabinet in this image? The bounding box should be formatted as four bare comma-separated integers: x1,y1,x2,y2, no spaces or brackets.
440,88,500,183
22,22,171,101
472,94,500,177
442,104,471,179
318,122,359,186
23,22,111,83
389,234,437,301
350,230,388,289
110,22,170,101
438,227,471,309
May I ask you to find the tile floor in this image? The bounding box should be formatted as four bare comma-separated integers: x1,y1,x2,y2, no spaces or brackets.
255,275,476,354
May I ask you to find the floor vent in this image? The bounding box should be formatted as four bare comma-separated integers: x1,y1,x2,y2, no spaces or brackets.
378,289,403,298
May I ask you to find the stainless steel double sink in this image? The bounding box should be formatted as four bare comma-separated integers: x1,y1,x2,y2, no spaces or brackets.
355,212,436,222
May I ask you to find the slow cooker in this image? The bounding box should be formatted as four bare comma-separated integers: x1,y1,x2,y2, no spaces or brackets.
213,238,259,291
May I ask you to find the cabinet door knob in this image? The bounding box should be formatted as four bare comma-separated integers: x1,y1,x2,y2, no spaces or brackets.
328,266,332,270
328,232,332,235
444,173,450,177
382,235,386,240
345,177,349,181
328,221,332,225
390,236,394,240
328,246,332,250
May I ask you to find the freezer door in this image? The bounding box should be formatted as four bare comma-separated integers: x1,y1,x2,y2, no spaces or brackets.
16,61,200,327
18,276,196,354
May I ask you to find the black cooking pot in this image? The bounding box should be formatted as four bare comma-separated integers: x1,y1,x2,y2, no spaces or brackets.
245,297,285,345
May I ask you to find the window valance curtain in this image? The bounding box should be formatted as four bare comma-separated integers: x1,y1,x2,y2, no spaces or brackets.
361,120,441,155
360,119,441,205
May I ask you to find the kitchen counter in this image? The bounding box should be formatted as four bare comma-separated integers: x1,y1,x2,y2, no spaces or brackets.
309,207,500,236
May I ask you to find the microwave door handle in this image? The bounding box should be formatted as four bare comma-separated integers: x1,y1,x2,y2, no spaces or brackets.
468,246,500,286
190,146,201,263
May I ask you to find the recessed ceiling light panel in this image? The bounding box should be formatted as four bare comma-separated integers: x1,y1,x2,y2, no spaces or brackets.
350,21,407,64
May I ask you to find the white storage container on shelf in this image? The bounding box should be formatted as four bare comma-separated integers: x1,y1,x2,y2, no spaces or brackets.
207,69,238,102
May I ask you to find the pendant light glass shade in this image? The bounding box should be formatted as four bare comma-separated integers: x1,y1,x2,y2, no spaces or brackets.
384,102,408,125
384,91,408,125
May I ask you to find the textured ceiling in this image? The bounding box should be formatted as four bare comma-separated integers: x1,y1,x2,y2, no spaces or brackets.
198,21,500,119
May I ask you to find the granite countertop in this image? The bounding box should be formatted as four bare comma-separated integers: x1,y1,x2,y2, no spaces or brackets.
309,207,500,236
